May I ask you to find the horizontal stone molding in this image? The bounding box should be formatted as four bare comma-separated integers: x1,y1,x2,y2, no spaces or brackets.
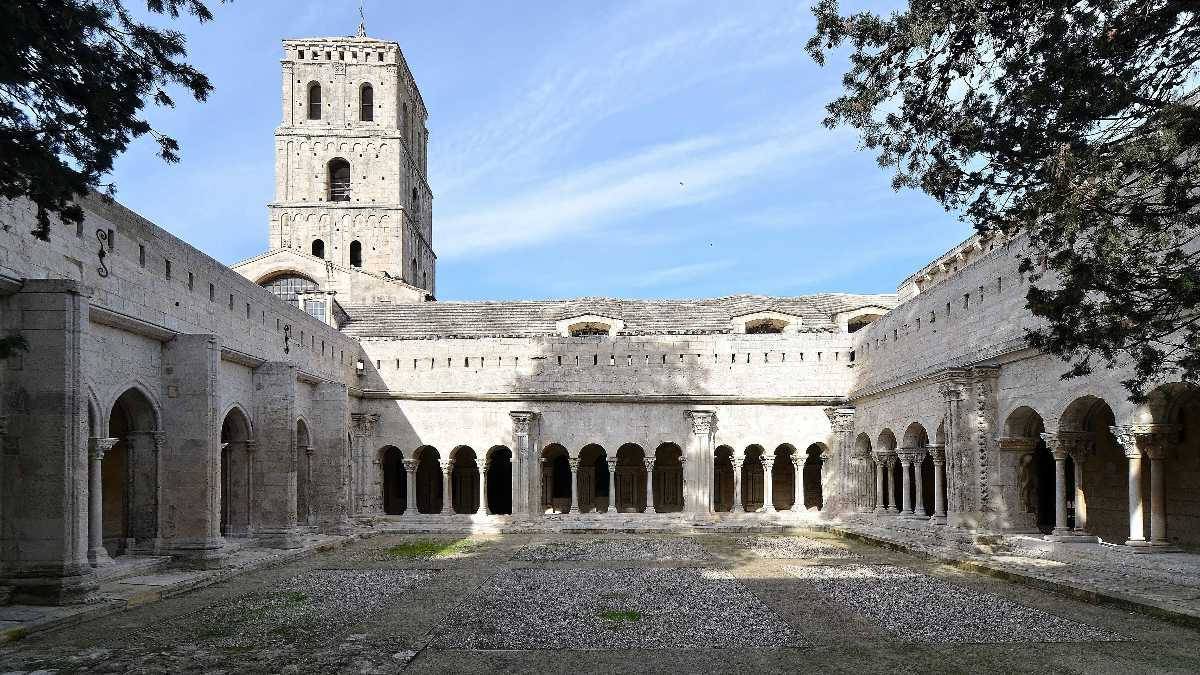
89,305,178,342
358,390,849,407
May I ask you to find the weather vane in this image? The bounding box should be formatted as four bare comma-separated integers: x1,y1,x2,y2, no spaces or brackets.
356,1,366,38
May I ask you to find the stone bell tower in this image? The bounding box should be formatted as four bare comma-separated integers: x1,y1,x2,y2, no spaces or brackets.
268,31,435,294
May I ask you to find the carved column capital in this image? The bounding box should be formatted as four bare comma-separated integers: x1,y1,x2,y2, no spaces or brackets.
1038,432,1070,460
823,407,855,434
439,460,453,475
401,458,418,473
896,447,926,464
509,411,537,435
568,457,580,472
684,410,717,435
1110,424,1179,459
606,459,618,471
935,368,971,401
89,436,118,461
643,458,655,471
1058,431,1096,462
927,444,945,463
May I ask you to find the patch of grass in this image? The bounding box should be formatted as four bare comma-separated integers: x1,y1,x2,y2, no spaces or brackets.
277,590,307,604
384,538,474,559
598,610,641,623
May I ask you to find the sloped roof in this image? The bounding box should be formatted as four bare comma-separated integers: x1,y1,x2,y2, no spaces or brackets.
340,293,897,339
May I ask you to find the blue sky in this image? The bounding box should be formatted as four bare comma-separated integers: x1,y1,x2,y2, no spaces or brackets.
111,0,972,301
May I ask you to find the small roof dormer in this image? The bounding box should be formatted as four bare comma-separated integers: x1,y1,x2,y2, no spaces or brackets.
730,310,803,334
556,314,625,338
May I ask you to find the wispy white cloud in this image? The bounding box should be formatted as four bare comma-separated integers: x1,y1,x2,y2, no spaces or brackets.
431,1,811,200
629,259,737,289
437,115,836,258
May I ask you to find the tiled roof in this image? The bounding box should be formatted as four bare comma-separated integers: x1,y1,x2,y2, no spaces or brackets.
339,293,897,339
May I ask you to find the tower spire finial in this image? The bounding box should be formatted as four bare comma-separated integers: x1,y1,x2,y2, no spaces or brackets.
356,1,366,38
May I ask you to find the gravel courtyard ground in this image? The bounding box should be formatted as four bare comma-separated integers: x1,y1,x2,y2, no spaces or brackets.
0,530,1197,674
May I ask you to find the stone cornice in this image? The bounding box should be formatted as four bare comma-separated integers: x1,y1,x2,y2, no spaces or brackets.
359,391,848,407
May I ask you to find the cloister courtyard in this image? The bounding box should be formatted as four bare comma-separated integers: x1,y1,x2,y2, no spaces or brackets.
0,530,1196,674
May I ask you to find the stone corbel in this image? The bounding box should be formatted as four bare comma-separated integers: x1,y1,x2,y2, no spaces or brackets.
89,436,119,461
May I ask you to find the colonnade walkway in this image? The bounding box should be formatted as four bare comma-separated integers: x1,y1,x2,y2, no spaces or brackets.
834,514,1200,627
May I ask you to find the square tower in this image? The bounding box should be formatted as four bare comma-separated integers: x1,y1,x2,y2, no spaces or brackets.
269,35,435,294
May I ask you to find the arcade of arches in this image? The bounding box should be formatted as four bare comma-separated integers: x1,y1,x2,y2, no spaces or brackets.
851,384,1200,551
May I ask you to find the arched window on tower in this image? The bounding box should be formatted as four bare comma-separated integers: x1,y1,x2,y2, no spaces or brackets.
360,84,374,122
350,240,362,267
311,239,325,259
411,187,419,209
307,82,322,120
328,158,351,201
411,257,417,281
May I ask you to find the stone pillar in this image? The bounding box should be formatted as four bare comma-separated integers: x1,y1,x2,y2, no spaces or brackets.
873,453,887,514
1138,426,1179,548
1041,433,1071,537
87,437,118,567
930,445,947,524
760,454,775,513
885,456,899,514
905,450,926,518
251,362,303,549
731,457,744,512
644,458,656,513
823,407,855,513
1112,426,1148,548
402,459,418,515
4,280,96,603
568,457,580,514
898,455,913,516
684,410,717,514
310,383,352,535
510,412,537,518
440,461,454,515
480,459,490,515
790,456,802,512
349,413,382,516
1060,432,1095,534
606,459,617,513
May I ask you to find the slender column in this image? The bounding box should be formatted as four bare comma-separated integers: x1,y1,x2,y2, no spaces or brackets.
731,457,743,512
568,458,580,514
760,454,775,513
87,438,118,567
898,457,913,516
1112,426,1147,546
509,412,537,519
911,451,926,517
885,456,899,514
402,459,418,515
606,459,617,513
878,454,888,511
644,458,656,513
479,460,489,515
440,461,453,515
930,446,947,523
1071,456,1087,532
791,456,802,511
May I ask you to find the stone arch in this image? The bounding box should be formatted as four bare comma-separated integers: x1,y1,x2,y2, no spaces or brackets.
578,444,609,513
380,445,405,515
876,430,898,512
450,446,479,514
540,444,571,514
307,81,322,119
1058,395,1121,542
615,443,647,512
877,429,897,452
104,386,162,557
484,446,512,515
1134,383,1200,547
653,443,684,513
742,444,767,512
220,405,253,539
803,443,827,510
713,445,736,512
413,445,442,514
1005,407,1054,534
296,419,312,525
328,157,351,202
901,422,929,449
773,444,798,511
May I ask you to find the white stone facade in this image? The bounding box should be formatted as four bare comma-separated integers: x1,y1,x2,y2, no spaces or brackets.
0,31,1197,606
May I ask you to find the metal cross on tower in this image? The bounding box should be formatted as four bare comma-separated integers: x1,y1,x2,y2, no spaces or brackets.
356,1,367,38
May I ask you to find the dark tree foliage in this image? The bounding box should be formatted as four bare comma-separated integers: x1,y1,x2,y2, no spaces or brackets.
0,1,223,240
807,0,1200,400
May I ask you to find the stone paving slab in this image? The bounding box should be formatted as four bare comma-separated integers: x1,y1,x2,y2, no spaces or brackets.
432,567,802,650
785,563,1124,644
513,537,713,562
827,519,1200,628
733,534,863,559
